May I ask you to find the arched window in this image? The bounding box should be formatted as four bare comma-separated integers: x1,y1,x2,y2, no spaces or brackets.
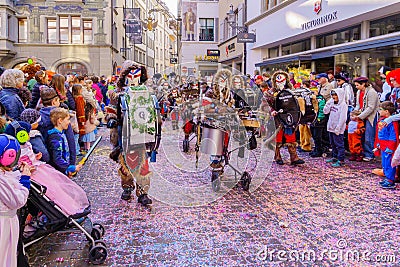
57,62,87,75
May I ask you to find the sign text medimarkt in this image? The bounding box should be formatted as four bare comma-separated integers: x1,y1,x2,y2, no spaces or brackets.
301,11,338,31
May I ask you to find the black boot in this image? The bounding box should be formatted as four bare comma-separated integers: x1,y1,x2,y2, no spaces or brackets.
187,34,191,41
191,34,194,41
121,188,132,200
138,194,152,206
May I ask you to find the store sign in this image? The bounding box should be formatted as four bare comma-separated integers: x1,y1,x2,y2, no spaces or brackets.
237,33,256,43
207,49,220,57
194,55,219,62
301,11,338,31
314,0,322,15
226,43,235,56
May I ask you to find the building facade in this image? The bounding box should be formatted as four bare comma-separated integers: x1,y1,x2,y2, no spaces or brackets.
0,0,176,77
246,0,400,81
217,0,245,75
178,0,219,82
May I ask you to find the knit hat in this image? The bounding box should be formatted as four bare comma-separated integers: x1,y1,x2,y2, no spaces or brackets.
20,108,41,124
4,121,32,145
0,134,21,167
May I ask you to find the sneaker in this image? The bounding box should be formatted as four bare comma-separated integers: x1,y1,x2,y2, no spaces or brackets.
380,179,396,189
363,157,374,162
138,194,152,206
121,188,132,200
326,158,338,163
348,154,357,161
331,161,344,167
379,179,386,186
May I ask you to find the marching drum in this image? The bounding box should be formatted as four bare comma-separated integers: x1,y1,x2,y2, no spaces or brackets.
275,88,318,128
200,125,229,156
121,86,162,155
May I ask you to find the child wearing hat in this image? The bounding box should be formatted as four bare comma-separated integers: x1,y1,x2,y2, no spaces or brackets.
20,108,50,163
0,134,32,267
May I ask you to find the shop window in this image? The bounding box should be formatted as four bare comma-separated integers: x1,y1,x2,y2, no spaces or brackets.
282,39,311,56
370,13,400,37
18,18,28,43
269,46,279,58
317,25,360,48
57,62,87,76
199,18,214,41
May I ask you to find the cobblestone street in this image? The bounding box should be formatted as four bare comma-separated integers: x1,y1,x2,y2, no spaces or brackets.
27,126,400,267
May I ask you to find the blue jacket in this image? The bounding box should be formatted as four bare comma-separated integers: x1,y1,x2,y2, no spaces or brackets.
47,128,76,174
66,90,76,111
0,87,25,120
29,82,45,109
29,131,50,163
39,106,76,164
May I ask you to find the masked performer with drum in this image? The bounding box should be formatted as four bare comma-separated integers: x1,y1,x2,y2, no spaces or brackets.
106,60,159,206
266,71,316,165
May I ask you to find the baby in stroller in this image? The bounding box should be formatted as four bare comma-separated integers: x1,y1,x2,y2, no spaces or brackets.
4,121,108,265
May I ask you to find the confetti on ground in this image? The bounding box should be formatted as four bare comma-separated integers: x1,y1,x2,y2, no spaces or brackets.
27,126,400,266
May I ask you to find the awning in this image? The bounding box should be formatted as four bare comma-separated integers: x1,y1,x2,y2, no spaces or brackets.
255,54,312,67
332,35,400,54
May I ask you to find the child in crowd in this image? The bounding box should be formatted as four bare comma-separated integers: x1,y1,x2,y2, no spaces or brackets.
20,108,50,163
39,87,76,164
72,84,86,156
47,108,82,176
18,87,32,108
0,134,31,267
348,110,365,161
376,101,399,189
323,88,348,167
82,103,98,152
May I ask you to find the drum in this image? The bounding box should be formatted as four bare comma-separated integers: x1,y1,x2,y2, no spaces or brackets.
121,86,162,154
200,126,229,156
233,87,260,110
274,88,317,128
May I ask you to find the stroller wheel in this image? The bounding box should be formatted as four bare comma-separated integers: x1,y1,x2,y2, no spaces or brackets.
91,227,102,241
211,171,221,192
88,244,108,265
93,223,105,237
90,240,107,250
240,172,251,191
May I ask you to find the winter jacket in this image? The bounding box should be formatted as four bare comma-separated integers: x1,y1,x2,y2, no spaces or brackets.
0,87,25,120
47,128,76,174
29,82,45,109
65,90,76,111
338,82,355,107
75,95,86,135
39,106,76,164
323,88,348,134
99,82,108,103
318,82,333,101
355,86,379,126
29,129,50,163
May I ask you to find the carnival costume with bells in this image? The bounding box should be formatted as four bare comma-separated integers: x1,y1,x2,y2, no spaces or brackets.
268,71,305,165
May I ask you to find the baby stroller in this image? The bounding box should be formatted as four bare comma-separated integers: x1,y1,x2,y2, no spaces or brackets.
21,176,107,265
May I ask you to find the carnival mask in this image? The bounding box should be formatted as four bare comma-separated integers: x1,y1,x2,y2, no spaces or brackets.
233,77,242,90
275,74,287,90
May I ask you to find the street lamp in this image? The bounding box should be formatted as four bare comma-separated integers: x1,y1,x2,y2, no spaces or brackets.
226,4,247,33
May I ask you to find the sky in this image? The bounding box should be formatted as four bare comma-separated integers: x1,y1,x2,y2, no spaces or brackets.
164,0,178,16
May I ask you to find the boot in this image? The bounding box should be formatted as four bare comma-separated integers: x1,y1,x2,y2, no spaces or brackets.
191,34,194,41
187,34,191,41
138,194,152,206
121,187,132,200
287,143,305,165
274,142,284,165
